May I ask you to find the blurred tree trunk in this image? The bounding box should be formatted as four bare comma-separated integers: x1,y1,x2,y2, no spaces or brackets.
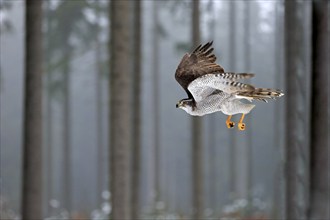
95,37,103,207
22,1,43,219
272,1,285,218
309,0,329,219
284,1,310,219
109,1,131,219
228,0,237,200
152,0,161,208
95,4,104,207
53,3,74,213
62,43,72,213
131,0,142,218
191,0,203,218
207,0,216,212
243,1,252,215
46,1,54,215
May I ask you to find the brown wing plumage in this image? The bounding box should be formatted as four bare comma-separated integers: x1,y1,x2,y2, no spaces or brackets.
175,41,224,99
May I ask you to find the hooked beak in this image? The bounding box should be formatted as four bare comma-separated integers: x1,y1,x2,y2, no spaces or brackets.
176,103,179,108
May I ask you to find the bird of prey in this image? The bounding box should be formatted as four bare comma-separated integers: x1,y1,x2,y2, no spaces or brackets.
175,42,284,130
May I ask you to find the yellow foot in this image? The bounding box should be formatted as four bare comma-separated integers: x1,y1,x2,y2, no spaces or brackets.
238,122,245,131
226,121,235,129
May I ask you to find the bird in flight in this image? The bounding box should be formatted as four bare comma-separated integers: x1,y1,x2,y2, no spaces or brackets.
175,41,284,130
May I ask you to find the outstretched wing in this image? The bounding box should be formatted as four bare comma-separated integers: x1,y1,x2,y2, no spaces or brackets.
187,85,217,102
188,73,284,103
175,41,225,99
188,73,255,102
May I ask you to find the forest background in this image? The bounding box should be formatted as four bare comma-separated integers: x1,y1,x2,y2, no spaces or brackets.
0,0,328,219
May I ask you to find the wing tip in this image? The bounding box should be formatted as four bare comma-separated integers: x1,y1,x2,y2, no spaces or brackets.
194,41,214,53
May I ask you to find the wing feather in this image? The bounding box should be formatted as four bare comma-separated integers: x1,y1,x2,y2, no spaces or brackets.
187,84,217,102
188,73,255,101
175,41,224,98
219,72,255,80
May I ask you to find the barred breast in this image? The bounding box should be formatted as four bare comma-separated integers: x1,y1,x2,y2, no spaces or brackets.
221,99,255,115
191,93,229,116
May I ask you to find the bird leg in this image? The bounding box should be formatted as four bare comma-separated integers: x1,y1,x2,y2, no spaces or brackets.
238,114,246,131
226,115,235,129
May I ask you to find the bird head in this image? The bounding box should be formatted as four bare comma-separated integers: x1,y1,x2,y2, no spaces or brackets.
176,99,194,110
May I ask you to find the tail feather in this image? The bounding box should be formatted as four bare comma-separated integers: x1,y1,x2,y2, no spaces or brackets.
237,88,284,102
218,72,255,80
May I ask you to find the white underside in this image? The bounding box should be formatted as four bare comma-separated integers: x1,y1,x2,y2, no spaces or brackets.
181,93,255,116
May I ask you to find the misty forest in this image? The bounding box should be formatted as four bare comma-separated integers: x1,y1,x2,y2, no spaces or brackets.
0,0,329,219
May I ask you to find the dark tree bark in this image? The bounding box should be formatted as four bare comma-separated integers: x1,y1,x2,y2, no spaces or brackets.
22,1,43,219
191,0,203,218
284,1,310,219
131,0,142,218
309,0,329,219
109,1,131,219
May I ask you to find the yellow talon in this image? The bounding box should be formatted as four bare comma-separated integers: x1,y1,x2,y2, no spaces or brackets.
226,115,235,129
238,114,246,131
238,122,245,130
